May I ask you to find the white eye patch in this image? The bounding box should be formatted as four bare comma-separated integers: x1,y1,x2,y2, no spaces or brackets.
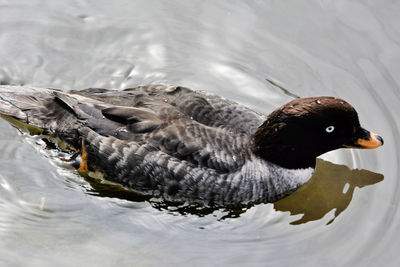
326,126,335,133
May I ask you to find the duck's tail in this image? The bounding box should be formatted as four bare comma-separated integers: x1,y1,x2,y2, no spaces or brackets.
0,85,122,148
0,86,56,126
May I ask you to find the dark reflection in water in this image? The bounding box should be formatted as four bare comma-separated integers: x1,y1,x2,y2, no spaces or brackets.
274,158,384,225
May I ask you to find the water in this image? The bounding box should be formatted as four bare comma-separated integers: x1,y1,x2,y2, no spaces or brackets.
0,1,399,266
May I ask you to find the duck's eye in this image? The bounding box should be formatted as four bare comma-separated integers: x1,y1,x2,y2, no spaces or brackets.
326,126,335,133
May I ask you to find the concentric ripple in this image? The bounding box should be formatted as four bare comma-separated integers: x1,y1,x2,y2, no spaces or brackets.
0,1,399,266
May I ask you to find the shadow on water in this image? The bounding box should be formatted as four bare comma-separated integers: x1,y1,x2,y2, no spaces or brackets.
274,158,384,225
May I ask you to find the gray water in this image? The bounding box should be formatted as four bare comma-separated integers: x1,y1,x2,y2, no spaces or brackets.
0,1,399,266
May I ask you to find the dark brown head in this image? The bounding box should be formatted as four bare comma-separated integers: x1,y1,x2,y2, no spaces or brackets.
252,97,383,169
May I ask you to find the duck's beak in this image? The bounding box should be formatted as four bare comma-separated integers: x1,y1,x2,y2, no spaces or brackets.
342,128,384,149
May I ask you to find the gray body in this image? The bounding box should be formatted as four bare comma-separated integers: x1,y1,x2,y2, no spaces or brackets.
0,85,313,206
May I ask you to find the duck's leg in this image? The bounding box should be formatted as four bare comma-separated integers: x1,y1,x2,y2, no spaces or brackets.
78,138,89,173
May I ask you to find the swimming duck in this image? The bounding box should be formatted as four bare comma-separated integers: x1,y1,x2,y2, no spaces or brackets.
0,85,383,206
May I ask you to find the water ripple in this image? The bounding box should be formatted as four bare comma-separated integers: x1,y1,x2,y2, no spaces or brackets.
0,0,399,266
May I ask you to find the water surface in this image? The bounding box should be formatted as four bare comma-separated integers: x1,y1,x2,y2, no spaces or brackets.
0,1,399,266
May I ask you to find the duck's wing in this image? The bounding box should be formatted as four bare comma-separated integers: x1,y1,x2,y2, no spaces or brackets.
87,99,249,173
70,85,260,171
0,86,54,123
0,85,248,173
71,84,265,135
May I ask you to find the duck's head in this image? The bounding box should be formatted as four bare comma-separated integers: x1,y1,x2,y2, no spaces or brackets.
252,97,383,169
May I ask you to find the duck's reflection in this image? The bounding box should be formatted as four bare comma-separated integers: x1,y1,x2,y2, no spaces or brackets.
273,158,384,225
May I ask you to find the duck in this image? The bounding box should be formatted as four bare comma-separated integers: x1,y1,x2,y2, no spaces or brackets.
0,84,383,206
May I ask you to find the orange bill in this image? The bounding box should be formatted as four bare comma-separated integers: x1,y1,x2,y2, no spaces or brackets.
343,131,383,149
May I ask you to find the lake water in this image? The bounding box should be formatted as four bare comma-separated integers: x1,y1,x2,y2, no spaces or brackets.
0,1,399,266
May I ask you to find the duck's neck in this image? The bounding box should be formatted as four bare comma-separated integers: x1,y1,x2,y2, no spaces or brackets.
252,142,317,169
251,122,318,170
